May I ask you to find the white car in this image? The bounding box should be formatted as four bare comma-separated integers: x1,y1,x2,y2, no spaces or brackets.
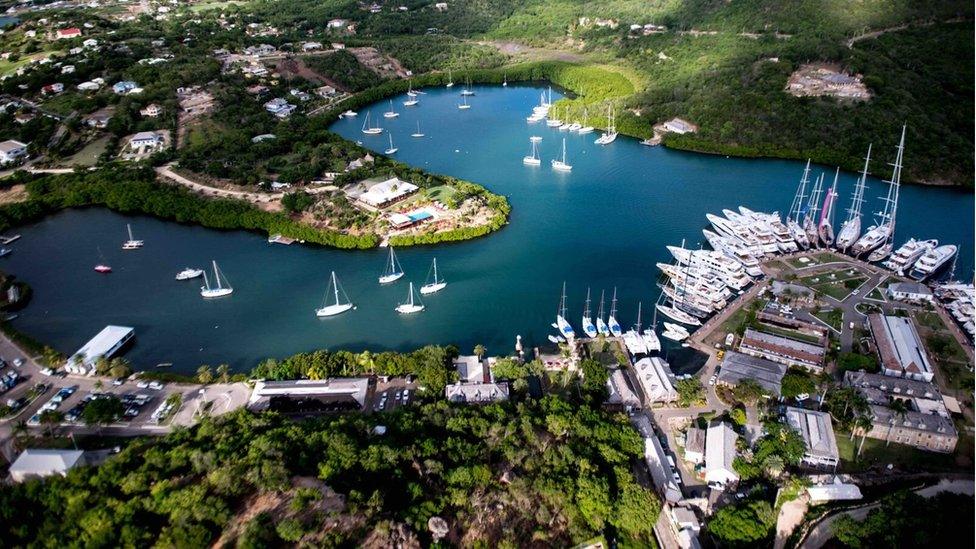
136,381,149,389
148,381,164,391
13,358,24,367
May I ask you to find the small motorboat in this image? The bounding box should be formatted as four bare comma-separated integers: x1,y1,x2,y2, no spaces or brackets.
175,268,204,281
94,264,112,273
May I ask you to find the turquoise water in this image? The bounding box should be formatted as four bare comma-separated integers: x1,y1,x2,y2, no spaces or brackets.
4,85,973,373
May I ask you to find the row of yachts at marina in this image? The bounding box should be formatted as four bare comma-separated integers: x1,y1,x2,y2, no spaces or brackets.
732,126,958,281
548,126,961,352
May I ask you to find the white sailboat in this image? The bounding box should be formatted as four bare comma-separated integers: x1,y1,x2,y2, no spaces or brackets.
403,97,419,107
522,137,541,166
361,112,382,135
445,69,454,88
457,94,471,110
502,74,508,87
594,105,617,145
200,260,233,298
384,133,398,155
577,108,594,134
551,138,572,172
582,287,598,338
378,247,404,284
411,121,425,138
403,84,419,106
395,282,425,314
122,223,143,250
383,100,399,118
175,267,203,280
406,83,418,98
596,290,610,336
460,77,475,96
608,287,622,337
316,271,354,317
420,258,446,294
786,161,812,249
853,126,905,260
546,104,562,127
341,110,357,118
656,254,702,326
836,145,871,252
817,168,840,247
802,173,824,247
639,302,662,353
556,282,575,339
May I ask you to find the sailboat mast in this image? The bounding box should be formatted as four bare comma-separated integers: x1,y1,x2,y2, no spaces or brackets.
584,287,591,317
433,258,439,283
636,301,643,332
212,261,222,289
789,160,810,222
610,287,618,316
851,144,871,221
332,271,340,305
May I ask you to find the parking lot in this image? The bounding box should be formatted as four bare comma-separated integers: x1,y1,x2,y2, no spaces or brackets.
369,377,418,413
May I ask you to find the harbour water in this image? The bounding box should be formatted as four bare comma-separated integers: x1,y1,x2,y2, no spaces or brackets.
4,85,973,373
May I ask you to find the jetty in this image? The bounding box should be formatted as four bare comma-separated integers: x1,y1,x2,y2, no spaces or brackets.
267,234,295,245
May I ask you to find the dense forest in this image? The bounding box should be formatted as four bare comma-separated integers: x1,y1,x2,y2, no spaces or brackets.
0,397,660,547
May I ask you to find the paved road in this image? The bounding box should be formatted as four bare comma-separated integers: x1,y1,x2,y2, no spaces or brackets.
799,479,975,549
156,164,338,203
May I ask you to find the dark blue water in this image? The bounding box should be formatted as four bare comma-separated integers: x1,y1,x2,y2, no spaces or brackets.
4,85,973,373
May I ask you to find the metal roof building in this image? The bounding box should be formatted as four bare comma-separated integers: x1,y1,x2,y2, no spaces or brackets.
704,422,738,489
67,325,134,374
784,407,839,467
632,356,678,404
716,351,788,395
739,328,825,372
249,378,370,410
9,449,86,482
868,314,934,382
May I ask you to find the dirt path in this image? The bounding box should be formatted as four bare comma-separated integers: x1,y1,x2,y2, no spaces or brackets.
476,40,587,63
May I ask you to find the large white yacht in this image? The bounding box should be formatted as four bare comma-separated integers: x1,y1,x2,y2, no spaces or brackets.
882,239,937,275
909,245,957,281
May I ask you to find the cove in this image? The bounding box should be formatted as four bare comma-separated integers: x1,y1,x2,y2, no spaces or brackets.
4,85,973,374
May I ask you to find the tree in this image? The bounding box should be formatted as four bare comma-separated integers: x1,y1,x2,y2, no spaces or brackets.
473,344,486,359
197,364,214,385
12,420,29,451
109,357,132,379
82,396,124,430
676,378,705,407
39,409,64,437
781,369,816,399
707,499,776,547
216,364,230,383
732,379,766,404
836,352,878,374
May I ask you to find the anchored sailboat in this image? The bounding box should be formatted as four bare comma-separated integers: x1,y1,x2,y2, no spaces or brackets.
411,121,425,138
594,105,617,145
395,282,425,314
361,112,382,135
556,282,575,339
460,77,475,96
596,290,610,336
457,94,471,110
577,107,594,134
446,69,454,88
122,223,143,250
383,100,399,118
817,168,840,247
420,258,446,294
316,271,354,317
523,137,541,166
582,287,598,338
836,145,871,252
608,287,622,337
551,138,572,172
200,260,233,298
656,256,702,326
378,247,405,284
384,133,398,155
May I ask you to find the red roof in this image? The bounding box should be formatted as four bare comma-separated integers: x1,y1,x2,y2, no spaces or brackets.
57,28,82,37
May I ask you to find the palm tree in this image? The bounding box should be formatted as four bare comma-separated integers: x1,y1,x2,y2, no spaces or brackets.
885,398,909,446
12,420,29,451
197,364,214,385
93,379,104,392
108,357,131,379
216,364,230,383
39,410,64,438
473,344,486,359
854,415,874,458
357,351,375,375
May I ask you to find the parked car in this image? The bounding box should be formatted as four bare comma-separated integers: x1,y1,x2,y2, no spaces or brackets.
12,358,23,367
148,381,164,391
136,381,149,389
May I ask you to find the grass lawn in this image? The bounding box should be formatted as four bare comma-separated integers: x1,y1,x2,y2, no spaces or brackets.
705,298,759,345
837,424,973,473
798,268,868,301
59,136,110,167
914,310,947,331
425,185,456,204
812,308,843,331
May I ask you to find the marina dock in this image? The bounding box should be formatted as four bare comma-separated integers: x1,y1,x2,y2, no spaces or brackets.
267,234,295,245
